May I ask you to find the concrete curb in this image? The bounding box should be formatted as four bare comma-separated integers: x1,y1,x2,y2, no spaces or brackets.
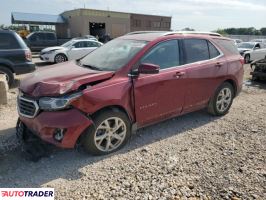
0,74,8,105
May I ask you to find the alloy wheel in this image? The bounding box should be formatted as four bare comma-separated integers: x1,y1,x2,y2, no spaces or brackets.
94,117,127,152
216,88,232,112
55,55,66,63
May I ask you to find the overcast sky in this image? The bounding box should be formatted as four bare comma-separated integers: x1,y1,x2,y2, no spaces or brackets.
1,0,266,31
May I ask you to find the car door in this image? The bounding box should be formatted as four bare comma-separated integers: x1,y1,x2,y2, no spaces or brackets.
133,39,187,127
67,41,86,60
181,38,227,113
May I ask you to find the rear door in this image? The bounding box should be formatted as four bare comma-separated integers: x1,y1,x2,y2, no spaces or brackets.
181,38,227,113
133,39,187,127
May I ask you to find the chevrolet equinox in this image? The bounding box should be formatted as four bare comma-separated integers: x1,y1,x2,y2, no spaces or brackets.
17,32,244,155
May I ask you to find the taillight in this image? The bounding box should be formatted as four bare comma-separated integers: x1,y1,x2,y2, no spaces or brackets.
25,50,32,61
240,57,245,65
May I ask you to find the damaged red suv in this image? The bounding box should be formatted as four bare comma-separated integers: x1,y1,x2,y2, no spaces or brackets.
17,32,244,155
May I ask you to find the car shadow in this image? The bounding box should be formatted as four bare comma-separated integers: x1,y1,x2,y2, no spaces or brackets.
0,109,219,187
244,79,266,90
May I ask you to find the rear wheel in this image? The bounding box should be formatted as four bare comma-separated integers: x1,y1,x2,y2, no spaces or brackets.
54,54,67,63
208,82,234,116
0,66,14,86
244,54,250,64
82,109,131,155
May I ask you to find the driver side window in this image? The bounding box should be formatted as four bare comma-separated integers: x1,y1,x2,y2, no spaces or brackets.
141,40,180,70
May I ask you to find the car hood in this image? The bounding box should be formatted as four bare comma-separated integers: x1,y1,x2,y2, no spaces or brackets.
19,61,114,97
41,46,66,53
238,48,252,52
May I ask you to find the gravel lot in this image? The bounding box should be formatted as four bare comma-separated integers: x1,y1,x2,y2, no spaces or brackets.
0,62,265,199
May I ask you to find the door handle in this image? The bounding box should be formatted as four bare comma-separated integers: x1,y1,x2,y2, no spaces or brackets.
215,62,222,67
174,71,186,78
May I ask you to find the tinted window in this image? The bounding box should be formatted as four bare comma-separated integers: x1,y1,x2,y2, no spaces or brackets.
0,33,20,49
84,41,99,47
73,42,84,48
46,33,56,40
183,39,209,63
36,33,45,40
141,40,180,70
208,41,220,58
214,39,239,55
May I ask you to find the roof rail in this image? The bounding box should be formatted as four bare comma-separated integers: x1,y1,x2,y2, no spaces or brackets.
126,31,166,35
164,31,222,37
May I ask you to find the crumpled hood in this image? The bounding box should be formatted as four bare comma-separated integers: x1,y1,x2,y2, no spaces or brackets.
41,46,66,53
238,48,251,53
20,61,114,97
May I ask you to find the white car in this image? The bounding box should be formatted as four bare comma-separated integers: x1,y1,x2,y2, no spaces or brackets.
243,48,266,64
40,39,103,63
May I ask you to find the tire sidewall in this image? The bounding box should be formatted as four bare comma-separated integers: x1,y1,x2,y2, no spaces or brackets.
54,54,67,63
0,66,14,86
82,110,131,155
212,83,234,116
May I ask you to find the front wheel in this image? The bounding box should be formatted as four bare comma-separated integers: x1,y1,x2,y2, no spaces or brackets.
82,109,131,155
54,54,67,63
208,82,234,116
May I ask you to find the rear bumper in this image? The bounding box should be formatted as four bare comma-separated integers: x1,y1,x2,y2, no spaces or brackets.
14,62,36,75
19,109,93,148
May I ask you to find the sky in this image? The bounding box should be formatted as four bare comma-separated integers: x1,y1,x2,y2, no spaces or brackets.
1,0,266,31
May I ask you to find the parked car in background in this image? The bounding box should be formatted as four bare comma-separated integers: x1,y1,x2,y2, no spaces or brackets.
233,39,243,45
17,31,244,155
237,42,262,55
40,39,103,63
243,47,266,63
25,31,70,52
250,39,266,44
73,35,98,41
0,29,35,86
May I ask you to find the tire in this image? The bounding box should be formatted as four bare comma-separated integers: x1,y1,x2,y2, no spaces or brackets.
0,66,14,86
54,54,67,63
208,82,234,116
82,109,131,155
244,54,250,64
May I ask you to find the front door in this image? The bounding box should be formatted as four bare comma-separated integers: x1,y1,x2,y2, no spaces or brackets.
133,40,187,127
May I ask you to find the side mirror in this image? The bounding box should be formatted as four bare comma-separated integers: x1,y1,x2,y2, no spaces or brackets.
138,63,160,74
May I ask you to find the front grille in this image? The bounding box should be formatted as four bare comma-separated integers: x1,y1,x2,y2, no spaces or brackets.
18,96,39,118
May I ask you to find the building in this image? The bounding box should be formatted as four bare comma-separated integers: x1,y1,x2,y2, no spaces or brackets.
12,8,172,39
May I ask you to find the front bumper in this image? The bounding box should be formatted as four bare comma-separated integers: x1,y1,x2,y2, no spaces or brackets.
40,53,54,63
19,109,93,148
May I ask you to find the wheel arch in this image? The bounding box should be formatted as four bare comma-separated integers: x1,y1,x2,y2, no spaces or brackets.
0,62,14,73
223,79,237,97
91,105,133,123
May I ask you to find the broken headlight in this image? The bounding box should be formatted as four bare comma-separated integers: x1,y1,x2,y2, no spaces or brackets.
39,92,82,111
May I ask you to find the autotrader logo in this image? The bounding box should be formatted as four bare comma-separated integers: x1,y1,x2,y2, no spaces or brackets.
0,188,54,200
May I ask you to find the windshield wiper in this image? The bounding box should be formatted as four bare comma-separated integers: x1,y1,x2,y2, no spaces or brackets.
82,64,103,71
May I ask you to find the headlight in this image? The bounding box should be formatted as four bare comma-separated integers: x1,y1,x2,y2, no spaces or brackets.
39,92,82,111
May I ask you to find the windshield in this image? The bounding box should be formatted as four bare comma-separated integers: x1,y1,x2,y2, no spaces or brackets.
238,42,255,49
61,40,75,47
80,39,147,71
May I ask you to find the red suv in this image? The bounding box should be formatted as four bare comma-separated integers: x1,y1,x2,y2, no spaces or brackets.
17,32,244,155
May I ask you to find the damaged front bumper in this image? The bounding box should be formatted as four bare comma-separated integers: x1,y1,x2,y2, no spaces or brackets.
18,109,93,148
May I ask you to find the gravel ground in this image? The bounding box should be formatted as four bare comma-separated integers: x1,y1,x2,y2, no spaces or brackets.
0,63,265,199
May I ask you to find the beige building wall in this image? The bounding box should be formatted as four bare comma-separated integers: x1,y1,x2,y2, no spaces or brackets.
130,14,171,32
61,9,130,38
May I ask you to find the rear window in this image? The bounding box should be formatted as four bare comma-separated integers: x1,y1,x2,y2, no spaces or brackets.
46,33,56,40
208,41,220,58
214,39,239,55
183,39,209,63
0,33,21,49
